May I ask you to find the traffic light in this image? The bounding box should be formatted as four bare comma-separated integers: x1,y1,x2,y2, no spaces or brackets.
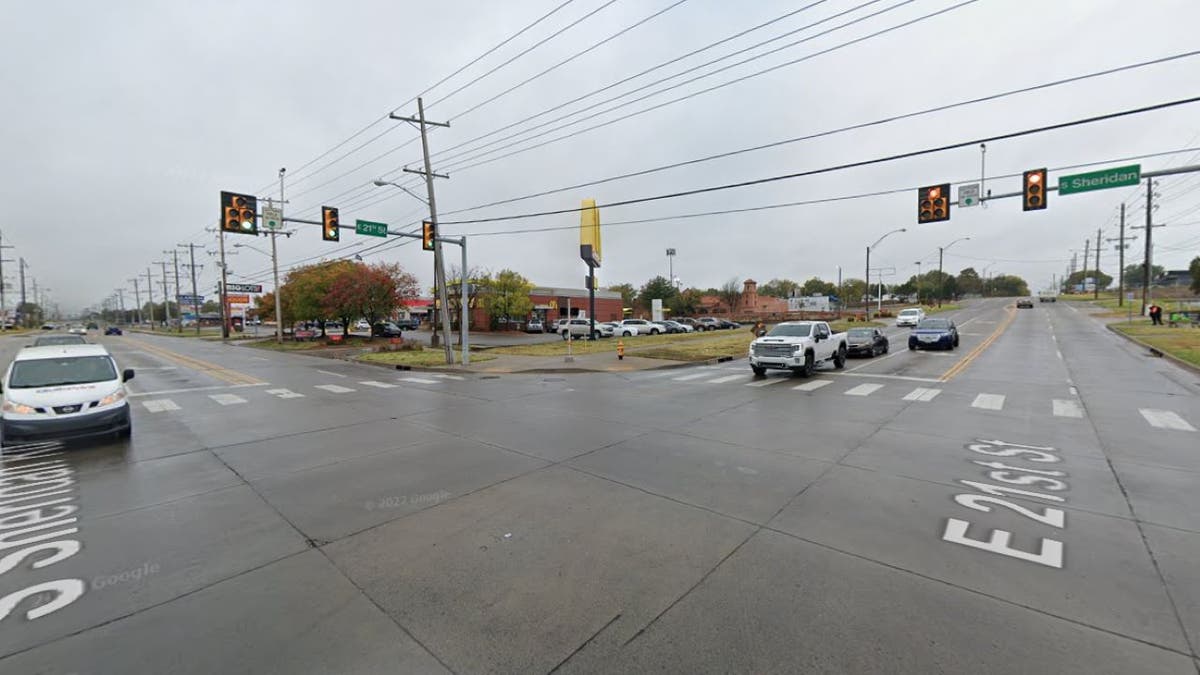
220,191,258,235
422,220,435,251
321,206,339,242
917,183,950,223
1023,168,1047,211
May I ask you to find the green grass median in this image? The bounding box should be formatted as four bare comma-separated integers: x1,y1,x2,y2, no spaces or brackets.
356,350,494,367
1109,321,1200,368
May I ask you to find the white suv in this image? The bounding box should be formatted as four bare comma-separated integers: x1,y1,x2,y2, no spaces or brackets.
560,318,609,340
1,344,135,445
896,307,926,327
618,319,666,335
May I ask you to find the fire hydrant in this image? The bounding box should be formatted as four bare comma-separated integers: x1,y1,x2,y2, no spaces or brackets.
617,339,625,360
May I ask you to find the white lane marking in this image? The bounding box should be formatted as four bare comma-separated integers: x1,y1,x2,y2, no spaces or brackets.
903,387,942,402
266,388,305,399
706,374,746,384
971,393,1006,410
432,374,465,381
127,382,268,398
315,384,356,393
142,399,180,413
130,366,178,371
638,371,676,379
1052,399,1084,418
845,383,884,397
792,379,833,392
1056,349,1063,360
839,372,943,383
1139,409,1196,432
399,377,439,385
672,372,711,382
746,378,786,388
210,393,247,406
360,380,398,388
251,356,269,361
316,369,347,378
1069,386,1078,396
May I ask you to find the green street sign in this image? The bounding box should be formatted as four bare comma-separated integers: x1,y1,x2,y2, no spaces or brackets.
355,219,388,237
1058,164,1140,195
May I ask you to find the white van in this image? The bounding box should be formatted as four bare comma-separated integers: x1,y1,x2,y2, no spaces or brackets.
1,344,134,445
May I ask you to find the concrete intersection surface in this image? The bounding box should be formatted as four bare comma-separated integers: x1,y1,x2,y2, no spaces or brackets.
1,298,1198,674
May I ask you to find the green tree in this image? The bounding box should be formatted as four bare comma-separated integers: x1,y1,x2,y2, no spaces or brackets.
16,301,42,328
759,278,799,298
482,269,533,328
1064,269,1112,291
324,262,420,338
1123,263,1165,287
279,260,357,334
667,288,701,317
637,276,677,308
201,300,220,313
607,283,636,310
800,277,836,297
841,278,867,304
1190,256,1200,295
956,267,982,296
448,266,491,343
987,274,1030,297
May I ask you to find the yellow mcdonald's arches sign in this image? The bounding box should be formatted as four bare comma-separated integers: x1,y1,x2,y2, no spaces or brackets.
579,199,601,268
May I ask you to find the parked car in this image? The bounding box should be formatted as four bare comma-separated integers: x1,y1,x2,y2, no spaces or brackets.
896,307,926,327
1017,298,1034,309
1038,293,1057,303
660,320,692,333
394,317,420,330
325,321,344,334
32,334,87,347
1,344,134,445
749,321,847,377
718,319,741,329
696,317,724,331
676,317,700,330
525,318,544,333
104,326,123,336
618,319,666,335
86,322,99,330
372,322,404,337
908,318,959,351
560,318,603,340
845,327,888,357
355,319,372,331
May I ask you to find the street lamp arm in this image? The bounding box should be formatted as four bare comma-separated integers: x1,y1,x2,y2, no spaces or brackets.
870,227,907,250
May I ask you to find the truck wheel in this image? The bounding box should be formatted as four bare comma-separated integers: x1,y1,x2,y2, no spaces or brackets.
561,331,569,341
793,351,814,377
752,366,766,377
908,343,916,351
833,345,846,369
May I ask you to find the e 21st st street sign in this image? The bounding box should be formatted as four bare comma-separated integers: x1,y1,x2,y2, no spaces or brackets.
1058,164,1140,195
355,220,388,237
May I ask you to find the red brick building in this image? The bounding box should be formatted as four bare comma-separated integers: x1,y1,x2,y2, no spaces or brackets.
411,286,624,330
696,279,788,317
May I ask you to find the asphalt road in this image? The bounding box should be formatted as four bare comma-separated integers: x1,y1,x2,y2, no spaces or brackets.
1,299,1198,674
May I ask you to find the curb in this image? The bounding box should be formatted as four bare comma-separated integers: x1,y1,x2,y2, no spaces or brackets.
1105,324,1200,376
342,354,723,375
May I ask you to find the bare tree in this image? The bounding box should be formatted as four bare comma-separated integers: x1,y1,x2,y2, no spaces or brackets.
717,278,742,314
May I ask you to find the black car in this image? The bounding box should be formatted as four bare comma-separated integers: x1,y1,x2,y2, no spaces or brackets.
372,322,404,337
846,327,888,357
718,319,741,329
86,322,99,330
104,326,123,336
908,318,959,351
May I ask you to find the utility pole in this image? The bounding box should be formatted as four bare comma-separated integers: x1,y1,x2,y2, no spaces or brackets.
273,168,286,344
0,231,12,331
1083,237,1090,292
1117,204,1126,306
130,277,142,325
1093,227,1101,300
179,244,202,335
19,257,27,314
393,97,453,365
217,229,229,338
166,249,182,332
115,288,126,324
144,268,156,329
1141,178,1154,316
158,260,172,329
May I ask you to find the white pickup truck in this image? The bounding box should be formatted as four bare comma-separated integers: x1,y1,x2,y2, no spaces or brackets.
749,320,848,377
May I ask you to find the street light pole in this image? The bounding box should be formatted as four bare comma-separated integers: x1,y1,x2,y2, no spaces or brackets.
273,167,286,344
865,228,906,320
937,236,970,307
914,261,922,305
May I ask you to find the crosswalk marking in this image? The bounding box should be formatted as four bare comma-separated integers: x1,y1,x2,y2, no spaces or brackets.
209,393,247,406
314,384,355,393
845,383,883,397
792,380,833,392
399,377,439,385
903,387,941,402
266,388,305,399
971,393,1006,411
746,378,786,388
672,372,711,382
359,381,398,389
706,374,746,384
142,399,180,413
1139,409,1196,432
432,374,465,381
1052,399,1084,418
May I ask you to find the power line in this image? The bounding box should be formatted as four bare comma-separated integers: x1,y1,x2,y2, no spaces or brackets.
436,94,1200,226
438,49,1200,218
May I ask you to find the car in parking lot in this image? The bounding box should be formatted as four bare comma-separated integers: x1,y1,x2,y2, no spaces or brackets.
896,307,926,327
845,327,888,357
660,320,692,333
355,319,372,331
32,334,88,347
718,319,741,329
695,317,724,331
1017,298,1034,308
560,318,605,340
618,319,667,335
908,318,959,350
525,318,544,333
1,344,135,445
372,322,404,338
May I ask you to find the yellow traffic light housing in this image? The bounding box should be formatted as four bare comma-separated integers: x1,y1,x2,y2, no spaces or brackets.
422,220,435,251
220,191,258,235
917,183,950,223
1023,168,1047,211
322,206,340,242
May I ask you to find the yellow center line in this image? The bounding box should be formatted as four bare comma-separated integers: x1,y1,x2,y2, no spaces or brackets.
939,304,1018,382
131,340,265,385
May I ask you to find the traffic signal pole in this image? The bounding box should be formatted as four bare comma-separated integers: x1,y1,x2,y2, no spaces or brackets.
217,230,229,338
392,98,454,366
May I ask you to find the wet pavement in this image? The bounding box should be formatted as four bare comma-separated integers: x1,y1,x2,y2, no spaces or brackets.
1,299,1198,673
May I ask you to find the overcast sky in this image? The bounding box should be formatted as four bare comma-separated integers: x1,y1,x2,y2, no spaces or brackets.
4,0,1199,313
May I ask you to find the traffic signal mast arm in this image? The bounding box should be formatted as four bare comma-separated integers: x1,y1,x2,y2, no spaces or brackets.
277,215,460,247
975,162,1200,205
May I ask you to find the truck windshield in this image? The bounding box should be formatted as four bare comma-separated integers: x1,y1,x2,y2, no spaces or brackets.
767,324,812,337
9,356,117,388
